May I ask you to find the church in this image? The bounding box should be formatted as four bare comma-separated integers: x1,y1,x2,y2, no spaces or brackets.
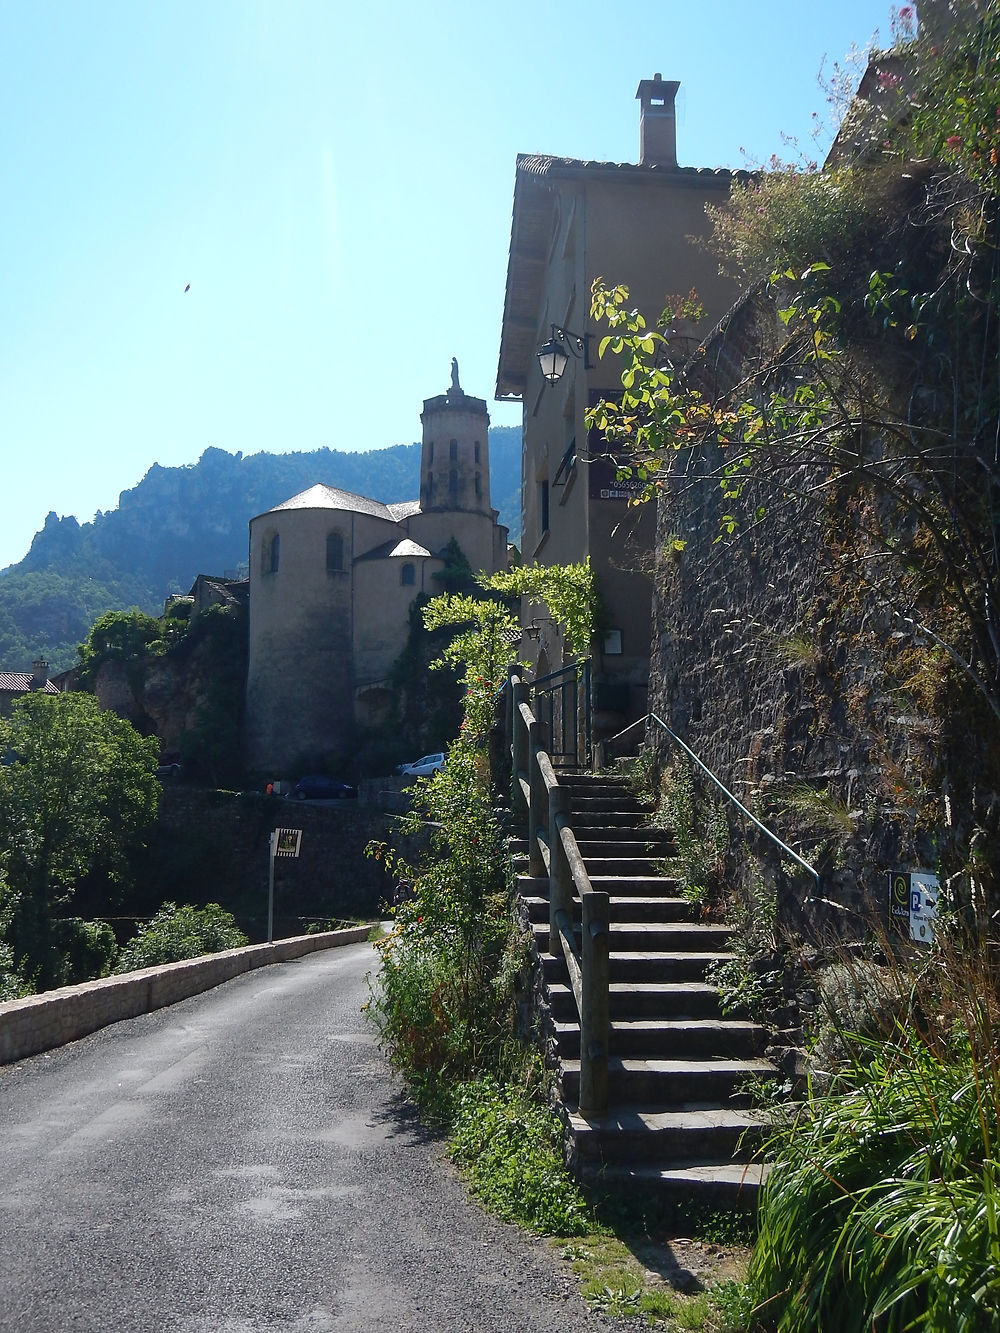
244,364,508,774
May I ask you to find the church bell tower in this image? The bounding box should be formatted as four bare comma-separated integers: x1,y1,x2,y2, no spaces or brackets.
419,358,491,514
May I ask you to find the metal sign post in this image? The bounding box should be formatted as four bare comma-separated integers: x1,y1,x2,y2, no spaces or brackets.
268,828,302,943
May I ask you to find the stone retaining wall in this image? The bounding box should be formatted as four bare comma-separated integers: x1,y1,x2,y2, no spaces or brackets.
0,925,373,1065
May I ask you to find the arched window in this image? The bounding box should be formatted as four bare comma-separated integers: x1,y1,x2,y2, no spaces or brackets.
401,563,415,587
263,532,279,574
449,439,458,462
326,531,344,572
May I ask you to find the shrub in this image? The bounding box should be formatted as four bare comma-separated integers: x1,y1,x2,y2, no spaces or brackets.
57,917,118,983
114,901,247,972
449,1078,590,1235
751,938,1000,1331
705,166,885,285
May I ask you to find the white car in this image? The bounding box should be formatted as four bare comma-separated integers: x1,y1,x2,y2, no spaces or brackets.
398,752,446,777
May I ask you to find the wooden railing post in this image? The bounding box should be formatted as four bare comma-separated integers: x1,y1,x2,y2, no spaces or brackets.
512,680,529,824
527,715,546,878
579,889,610,1119
548,786,572,957
505,664,517,763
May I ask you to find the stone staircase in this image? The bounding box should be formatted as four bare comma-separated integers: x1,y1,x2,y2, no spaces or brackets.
514,772,774,1206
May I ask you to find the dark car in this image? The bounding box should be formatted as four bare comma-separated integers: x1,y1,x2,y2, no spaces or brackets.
290,774,357,801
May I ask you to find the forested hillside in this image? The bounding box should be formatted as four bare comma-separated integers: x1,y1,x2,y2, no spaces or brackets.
0,427,521,673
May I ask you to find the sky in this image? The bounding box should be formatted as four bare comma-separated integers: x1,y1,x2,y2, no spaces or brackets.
0,0,902,571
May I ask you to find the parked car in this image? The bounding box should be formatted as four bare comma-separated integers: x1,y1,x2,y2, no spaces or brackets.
397,752,446,777
290,774,357,801
156,762,183,781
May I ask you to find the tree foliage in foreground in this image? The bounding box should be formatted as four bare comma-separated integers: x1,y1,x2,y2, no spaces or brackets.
0,692,159,990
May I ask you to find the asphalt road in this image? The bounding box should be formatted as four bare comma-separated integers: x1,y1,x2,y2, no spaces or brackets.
0,942,622,1333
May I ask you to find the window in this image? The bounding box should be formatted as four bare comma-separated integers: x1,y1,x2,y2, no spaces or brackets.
474,441,481,464
401,563,415,586
604,628,623,655
326,531,344,572
428,440,434,464
449,469,458,498
449,439,458,462
262,532,279,574
539,479,550,533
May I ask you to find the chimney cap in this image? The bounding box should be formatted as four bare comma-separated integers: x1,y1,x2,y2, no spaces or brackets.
635,73,680,106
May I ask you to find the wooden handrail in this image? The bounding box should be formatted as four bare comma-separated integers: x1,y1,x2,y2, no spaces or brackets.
508,669,609,1118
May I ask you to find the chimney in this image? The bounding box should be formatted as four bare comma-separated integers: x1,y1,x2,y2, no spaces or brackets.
635,73,679,168
31,658,49,688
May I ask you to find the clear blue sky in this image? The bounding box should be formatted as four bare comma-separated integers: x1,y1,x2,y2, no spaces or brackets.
0,0,899,571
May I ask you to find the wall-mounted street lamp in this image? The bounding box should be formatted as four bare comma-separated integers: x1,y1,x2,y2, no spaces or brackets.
524,616,552,641
537,324,593,383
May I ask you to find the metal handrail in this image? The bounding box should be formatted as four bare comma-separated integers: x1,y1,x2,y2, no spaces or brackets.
646,711,821,891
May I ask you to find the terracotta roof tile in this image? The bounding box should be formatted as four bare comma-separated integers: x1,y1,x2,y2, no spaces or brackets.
0,673,59,694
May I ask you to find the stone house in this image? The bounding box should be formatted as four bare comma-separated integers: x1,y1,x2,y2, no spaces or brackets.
0,660,60,717
245,365,508,774
496,75,742,728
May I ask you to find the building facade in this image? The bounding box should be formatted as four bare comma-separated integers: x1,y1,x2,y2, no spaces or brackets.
245,365,507,773
496,75,742,726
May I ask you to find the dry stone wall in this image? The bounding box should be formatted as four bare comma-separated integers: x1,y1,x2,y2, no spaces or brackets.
647,449,978,940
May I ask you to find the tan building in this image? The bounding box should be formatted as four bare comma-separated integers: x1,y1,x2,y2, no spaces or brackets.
0,659,59,717
245,364,508,774
496,75,741,726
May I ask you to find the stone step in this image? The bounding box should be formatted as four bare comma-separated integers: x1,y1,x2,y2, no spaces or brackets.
579,829,674,847
512,838,675,859
589,880,690,901
566,794,647,811
580,1160,770,1208
569,1106,768,1163
609,921,732,950
561,1055,775,1106
571,811,667,830
521,894,696,924
532,920,730,957
552,1017,768,1060
577,855,671,876
547,980,725,1021
541,949,734,984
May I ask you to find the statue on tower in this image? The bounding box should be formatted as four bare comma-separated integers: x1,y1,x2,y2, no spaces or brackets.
450,357,461,393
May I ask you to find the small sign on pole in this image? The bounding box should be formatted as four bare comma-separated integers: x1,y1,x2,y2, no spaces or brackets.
268,828,302,943
274,828,302,858
887,870,939,945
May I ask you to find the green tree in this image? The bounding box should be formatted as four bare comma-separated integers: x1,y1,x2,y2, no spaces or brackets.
76,608,166,687
114,902,247,973
0,692,159,989
0,869,31,1001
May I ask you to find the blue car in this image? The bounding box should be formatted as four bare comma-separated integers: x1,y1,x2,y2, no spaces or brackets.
291,775,357,801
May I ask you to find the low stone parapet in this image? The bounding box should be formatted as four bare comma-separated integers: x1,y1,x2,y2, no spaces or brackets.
0,925,374,1065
